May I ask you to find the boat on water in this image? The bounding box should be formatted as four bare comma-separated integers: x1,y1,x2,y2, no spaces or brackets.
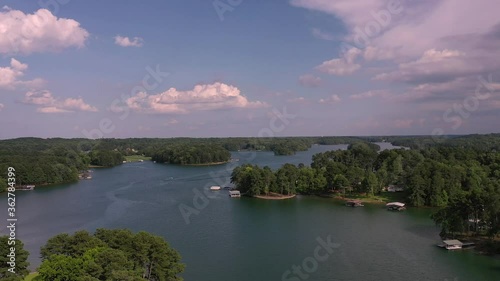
17,185,35,191
386,202,406,211
210,186,221,191
345,200,364,207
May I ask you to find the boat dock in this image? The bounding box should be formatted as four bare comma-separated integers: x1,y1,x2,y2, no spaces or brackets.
437,239,475,250
16,185,35,191
229,190,241,198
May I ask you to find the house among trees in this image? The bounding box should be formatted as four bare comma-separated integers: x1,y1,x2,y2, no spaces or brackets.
386,185,405,192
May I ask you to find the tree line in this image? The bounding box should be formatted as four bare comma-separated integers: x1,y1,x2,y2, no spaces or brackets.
230,141,500,239
230,142,383,196
2,134,499,192
151,144,231,165
0,229,184,281
0,139,126,192
0,137,365,191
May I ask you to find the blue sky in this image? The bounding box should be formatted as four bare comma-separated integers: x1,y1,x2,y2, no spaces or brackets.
1,0,499,138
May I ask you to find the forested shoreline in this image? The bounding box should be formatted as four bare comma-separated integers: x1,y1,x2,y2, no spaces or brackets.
230,136,500,244
1,134,499,196
0,136,373,192
0,134,499,256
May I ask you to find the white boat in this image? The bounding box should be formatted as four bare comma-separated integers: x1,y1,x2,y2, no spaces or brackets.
386,202,406,211
210,186,221,191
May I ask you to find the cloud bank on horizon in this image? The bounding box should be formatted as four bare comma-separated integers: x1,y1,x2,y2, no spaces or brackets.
0,1,499,138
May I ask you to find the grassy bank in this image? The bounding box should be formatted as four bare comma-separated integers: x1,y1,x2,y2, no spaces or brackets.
25,272,39,281
124,155,152,162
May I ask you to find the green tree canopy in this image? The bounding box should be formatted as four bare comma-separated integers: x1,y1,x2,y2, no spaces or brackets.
38,229,185,281
0,236,30,281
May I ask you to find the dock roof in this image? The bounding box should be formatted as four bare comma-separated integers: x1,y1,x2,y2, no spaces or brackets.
443,239,463,246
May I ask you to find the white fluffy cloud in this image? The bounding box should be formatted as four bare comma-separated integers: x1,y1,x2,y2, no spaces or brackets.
292,0,500,119
316,48,362,76
292,0,500,58
114,35,143,47
319,94,341,104
23,90,97,113
373,49,492,84
0,58,44,89
0,8,89,55
316,59,360,75
122,82,268,114
294,0,500,82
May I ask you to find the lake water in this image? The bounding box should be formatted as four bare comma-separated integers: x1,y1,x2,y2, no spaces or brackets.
1,144,499,281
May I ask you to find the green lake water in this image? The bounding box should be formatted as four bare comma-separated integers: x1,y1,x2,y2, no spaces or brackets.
1,143,499,280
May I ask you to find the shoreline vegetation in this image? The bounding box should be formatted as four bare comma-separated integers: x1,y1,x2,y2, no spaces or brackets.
254,193,296,200
229,137,500,255
182,160,230,166
1,135,499,256
251,192,405,203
